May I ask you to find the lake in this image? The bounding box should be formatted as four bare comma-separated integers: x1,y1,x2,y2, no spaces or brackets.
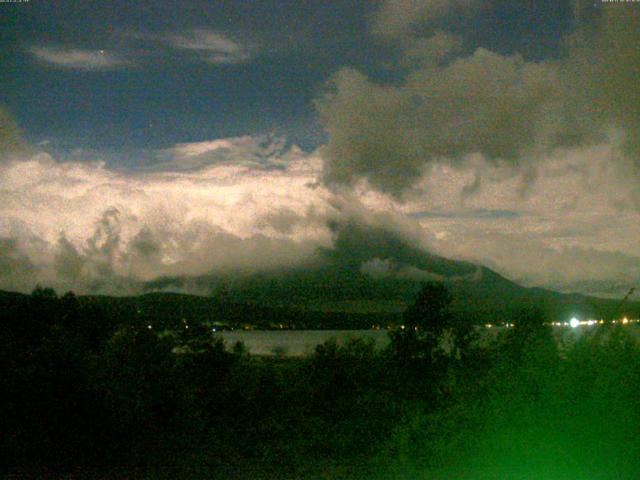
213,324,640,356
213,329,391,356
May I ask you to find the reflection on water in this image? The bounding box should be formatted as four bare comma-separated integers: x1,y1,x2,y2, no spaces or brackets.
214,324,640,357
214,329,391,356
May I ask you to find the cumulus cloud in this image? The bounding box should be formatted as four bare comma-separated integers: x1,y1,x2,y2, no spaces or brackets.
154,135,293,171
318,2,640,198
0,138,332,294
164,29,252,64
29,46,128,70
317,52,566,196
1,125,639,296
402,144,640,294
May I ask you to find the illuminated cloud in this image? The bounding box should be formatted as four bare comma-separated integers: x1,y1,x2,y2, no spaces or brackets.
29,46,128,70
165,29,252,64
399,143,640,293
0,123,639,296
0,138,332,294
155,136,292,171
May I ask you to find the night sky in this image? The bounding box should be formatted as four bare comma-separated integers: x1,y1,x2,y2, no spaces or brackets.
1,0,639,297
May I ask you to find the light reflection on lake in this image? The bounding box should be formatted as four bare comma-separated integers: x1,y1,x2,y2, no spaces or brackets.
213,324,640,357
214,329,391,356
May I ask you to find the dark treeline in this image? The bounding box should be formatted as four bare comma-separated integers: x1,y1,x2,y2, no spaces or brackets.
59,290,400,331
3,284,640,479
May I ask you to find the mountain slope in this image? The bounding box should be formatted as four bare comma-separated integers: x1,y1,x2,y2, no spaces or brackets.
2,220,637,326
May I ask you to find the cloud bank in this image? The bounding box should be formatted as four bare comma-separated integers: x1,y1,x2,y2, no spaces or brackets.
1,129,639,296
0,138,330,294
4,3,640,297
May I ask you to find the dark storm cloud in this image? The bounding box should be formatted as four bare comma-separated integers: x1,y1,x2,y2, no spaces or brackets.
317,52,567,196
317,1,640,197
566,1,640,163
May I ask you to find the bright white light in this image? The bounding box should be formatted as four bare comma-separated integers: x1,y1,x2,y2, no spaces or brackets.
570,317,580,328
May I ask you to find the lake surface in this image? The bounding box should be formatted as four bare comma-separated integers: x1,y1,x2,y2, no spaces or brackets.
214,324,640,357
214,329,391,356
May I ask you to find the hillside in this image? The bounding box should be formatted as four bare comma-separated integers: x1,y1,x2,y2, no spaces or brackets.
2,259,636,330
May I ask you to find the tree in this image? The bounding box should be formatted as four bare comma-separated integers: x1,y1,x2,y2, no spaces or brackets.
392,282,454,361
31,285,58,300
387,282,462,406
506,305,555,363
59,291,80,330
499,305,559,401
403,282,452,333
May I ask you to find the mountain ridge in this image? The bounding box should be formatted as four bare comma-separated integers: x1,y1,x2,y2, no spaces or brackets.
2,252,637,327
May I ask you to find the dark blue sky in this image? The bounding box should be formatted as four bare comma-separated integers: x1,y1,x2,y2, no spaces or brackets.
1,0,575,166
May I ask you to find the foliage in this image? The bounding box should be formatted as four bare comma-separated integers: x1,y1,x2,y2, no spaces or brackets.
3,289,640,479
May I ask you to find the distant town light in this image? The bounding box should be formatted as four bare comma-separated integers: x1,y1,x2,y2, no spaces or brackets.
570,317,580,328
